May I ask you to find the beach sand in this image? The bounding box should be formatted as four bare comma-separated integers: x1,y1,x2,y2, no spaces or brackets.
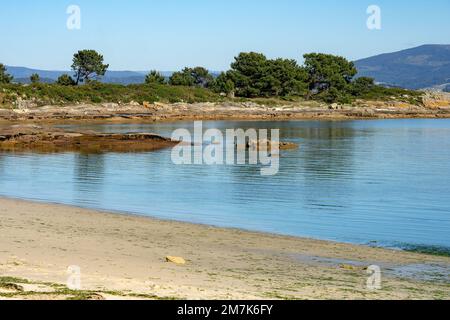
0,197,448,300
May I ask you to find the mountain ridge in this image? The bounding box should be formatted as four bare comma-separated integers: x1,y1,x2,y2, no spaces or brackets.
355,44,450,90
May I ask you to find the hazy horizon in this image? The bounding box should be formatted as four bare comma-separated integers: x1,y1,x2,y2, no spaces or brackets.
5,43,449,73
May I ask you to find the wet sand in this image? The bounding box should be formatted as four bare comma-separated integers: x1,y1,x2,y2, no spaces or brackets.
0,197,448,300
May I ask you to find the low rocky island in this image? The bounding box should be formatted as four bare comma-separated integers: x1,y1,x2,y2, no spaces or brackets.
0,125,178,153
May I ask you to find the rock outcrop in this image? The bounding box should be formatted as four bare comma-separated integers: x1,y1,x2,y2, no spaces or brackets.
1,95,449,122
0,125,177,153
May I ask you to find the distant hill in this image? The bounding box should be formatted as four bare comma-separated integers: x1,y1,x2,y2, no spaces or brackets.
5,66,149,84
5,66,222,85
355,45,450,90
5,67,221,85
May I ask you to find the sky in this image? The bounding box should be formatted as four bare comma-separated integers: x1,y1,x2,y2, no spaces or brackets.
1,0,449,71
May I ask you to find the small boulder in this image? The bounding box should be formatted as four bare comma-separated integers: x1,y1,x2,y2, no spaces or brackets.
329,103,339,110
129,101,140,106
339,264,361,271
165,256,186,265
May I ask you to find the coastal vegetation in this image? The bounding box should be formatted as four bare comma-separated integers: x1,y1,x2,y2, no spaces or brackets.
0,63,13,84
0,82,220,106
169,67,214,88
0,50,423,108
56,74,77,86
145,70,166,85
30,73,40,84
71,50,109,85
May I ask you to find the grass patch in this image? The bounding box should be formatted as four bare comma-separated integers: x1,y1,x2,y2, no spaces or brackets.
0,82,424,109
0,276,179,300
0,82,224,107
356,86,424,105
402,245,450,257
0,276,30,285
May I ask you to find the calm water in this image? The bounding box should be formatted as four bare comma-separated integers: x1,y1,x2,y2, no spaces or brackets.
1,119,450,250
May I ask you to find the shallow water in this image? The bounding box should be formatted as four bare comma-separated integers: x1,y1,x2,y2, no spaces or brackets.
1,119,450,250
290,254,450,283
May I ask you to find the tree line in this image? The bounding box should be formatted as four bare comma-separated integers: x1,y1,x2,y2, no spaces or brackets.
1,49,382,103
147,52,380,103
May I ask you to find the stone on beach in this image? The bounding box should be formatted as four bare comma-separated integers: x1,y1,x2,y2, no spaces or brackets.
166,256,186,265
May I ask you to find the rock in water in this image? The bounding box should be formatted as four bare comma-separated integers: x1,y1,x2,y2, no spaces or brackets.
0,125,178,153
246,139,298,151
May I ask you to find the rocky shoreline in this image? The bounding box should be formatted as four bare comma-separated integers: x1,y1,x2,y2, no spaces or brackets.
0,124,300,153
1,92,450,122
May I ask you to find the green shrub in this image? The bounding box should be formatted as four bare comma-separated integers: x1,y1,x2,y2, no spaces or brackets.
0,82,222,106
30,73,40,84
57,74,77,86
145,71,166,84
169,67,214,88
0,64,13,84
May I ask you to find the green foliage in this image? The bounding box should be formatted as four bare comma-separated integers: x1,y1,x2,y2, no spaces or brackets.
317,76,374,104
349,77,375,96
228,52,269,97
71,50,109,84
56,74,77,86
304,53,357,96
226,52,307,98
313,74,421,104
0,63,13,84
211,72,235,95
30,73,40,84
145,70,166,84
169,68,195,86
0,82,222,106
0,51,422,107
265,58,308,96
223,51,414,103
190,67,214,88
169,67,214,88
351,84,423,104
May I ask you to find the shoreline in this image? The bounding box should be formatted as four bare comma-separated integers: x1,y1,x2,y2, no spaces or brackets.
0,197,449,300
1,97,450,123
2,195,449,256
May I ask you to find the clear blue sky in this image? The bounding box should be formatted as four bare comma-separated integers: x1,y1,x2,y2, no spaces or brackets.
1,0,449,71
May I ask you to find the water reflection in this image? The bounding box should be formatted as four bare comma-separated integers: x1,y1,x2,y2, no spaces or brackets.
73,153,105,206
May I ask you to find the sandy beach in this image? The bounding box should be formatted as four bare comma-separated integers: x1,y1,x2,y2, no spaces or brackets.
0,197,448,300
2,0,450,305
